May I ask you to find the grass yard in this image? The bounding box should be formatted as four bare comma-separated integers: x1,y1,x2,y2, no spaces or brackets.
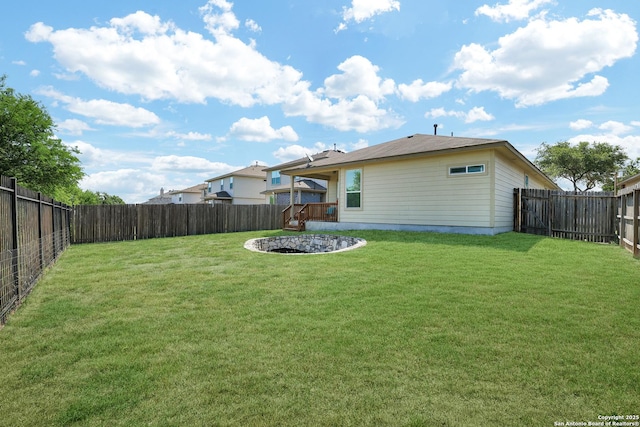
0,230,638,426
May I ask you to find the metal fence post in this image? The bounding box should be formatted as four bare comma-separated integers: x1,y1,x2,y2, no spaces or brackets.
10,178,20,301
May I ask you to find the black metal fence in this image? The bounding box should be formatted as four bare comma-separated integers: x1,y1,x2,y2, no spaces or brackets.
0,176,71,325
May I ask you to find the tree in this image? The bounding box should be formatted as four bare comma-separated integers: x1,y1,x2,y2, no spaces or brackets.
0,75,83,196
535,141,628,192
76,190,126,205
602,157,640,191
53,186,126,205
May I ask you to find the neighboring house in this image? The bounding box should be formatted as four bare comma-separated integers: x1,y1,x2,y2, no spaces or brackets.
275,133,559,235
204,164,267,205
617,172,640,194
263,178,327,205
263,149,345,205
143,184,206,204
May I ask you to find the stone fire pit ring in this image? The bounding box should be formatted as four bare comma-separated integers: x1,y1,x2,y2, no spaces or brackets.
244,234,366,255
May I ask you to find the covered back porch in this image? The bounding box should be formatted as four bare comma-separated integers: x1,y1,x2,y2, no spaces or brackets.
281,165,340,231
282,202,338,231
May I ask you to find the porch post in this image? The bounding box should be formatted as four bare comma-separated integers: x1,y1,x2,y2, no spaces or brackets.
290,176,295,221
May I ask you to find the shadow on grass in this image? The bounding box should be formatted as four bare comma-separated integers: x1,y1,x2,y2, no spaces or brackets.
270,229,549,253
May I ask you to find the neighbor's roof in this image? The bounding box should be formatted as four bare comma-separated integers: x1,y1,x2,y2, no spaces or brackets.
170,183,206,194
281,133,559,189
619,171,640,188
261,178,327,194
204,191,232,200
206,164,266,182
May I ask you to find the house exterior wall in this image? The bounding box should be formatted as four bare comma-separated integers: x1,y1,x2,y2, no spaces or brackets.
171,192,202,204
232,176,268,205
337,151,494,230
266,171,294,192
326,177,338,202
492,150,552,232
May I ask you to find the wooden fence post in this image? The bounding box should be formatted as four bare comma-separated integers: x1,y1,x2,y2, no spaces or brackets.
633,190,640,258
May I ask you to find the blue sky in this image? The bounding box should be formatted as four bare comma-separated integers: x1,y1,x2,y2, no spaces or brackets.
1,0,638,202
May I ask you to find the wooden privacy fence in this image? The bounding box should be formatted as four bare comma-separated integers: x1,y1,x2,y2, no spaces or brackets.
514,189,617,243
72,203,287,244
0,176,71,325
617,186,640,258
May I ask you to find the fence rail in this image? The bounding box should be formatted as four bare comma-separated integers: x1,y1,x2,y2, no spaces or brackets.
514,189,618,244
1,176,71,325
71,203,287,244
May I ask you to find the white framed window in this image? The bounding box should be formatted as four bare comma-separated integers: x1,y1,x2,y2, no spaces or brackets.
524,174,529,189
345,168,362,208
449,164,485,175
229,177,234,190
220,179,224,191
207,182,212,193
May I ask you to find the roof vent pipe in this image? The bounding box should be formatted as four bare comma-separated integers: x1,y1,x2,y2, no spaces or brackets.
433,124,438,135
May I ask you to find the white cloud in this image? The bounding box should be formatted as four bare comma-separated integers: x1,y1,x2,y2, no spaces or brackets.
200,0,240,36
29,69,40,77
57,119,94,136
569,119,594,130
80,169,166,203
228,116,298,142
151,155,235,174
245,19,261,33
284,91,404,132
351,138,369,150
337,0,401,32
37,87,160,127
272,144,320,162
165,131,212,141
598,120,633,135
322,55,395,101
25,11,302,107
26,4,403,133
568,133,640,160
271,142,342,163
425,106,494,123
398,79,452,102
12,60,26,66
475,0,554,23
66,140,149,167
453,9,638,107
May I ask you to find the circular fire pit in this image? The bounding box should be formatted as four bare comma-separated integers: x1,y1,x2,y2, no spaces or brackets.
244,234,366,255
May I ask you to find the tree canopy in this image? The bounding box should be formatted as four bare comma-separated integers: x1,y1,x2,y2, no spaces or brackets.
0,75,83,196
535,141,628,192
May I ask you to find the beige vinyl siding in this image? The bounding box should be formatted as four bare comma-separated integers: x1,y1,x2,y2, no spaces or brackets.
339,152,493,227
232,177,267,205
493,151,552,229
327,177,338,202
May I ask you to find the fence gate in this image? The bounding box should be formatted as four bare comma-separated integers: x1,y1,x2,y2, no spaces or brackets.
514,189,617,243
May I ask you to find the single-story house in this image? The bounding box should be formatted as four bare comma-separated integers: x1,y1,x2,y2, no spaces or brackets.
276,133,560,235
204,164,267,205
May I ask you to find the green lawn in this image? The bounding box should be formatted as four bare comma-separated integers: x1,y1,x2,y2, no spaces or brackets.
1,231,638,426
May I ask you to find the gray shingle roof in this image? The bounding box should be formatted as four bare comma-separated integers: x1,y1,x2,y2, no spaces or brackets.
288,134,506,170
